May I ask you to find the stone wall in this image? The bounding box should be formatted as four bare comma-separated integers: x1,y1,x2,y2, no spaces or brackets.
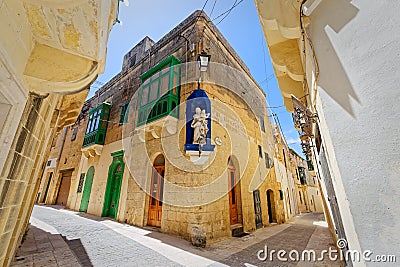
40,10,287,247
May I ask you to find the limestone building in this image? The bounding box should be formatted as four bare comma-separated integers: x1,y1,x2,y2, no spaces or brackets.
38,11,297,246
288,148,323,214
0,1,118,265
255,1,400,265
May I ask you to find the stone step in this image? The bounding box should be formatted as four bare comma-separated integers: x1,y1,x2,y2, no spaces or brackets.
231,224,246,237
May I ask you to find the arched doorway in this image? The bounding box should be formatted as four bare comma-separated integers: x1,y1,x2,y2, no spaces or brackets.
147,155,165,227
102,151,124,219
266,189,276,223
228,157,239,225
79,166,94,212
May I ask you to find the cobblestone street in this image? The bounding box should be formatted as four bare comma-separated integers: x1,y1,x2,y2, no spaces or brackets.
12,206,342,267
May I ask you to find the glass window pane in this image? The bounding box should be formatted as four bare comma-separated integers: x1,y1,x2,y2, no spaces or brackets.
90,115,96,132
160,74,169,97
162,67,169,75
86,119,92,134
149,81,158,102
94,111,101,131
141,86,149,106
151,170,158,205
159,174,164,206
172,74,178,95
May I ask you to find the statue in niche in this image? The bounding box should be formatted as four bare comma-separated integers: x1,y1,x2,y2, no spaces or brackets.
191,107,210,145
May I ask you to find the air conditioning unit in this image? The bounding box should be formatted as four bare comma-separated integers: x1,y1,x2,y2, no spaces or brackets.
46,158,57,169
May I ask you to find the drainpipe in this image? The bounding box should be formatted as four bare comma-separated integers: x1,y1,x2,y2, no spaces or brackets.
56,126,68,169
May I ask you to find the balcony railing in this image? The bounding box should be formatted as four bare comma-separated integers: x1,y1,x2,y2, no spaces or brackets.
82,130,107,148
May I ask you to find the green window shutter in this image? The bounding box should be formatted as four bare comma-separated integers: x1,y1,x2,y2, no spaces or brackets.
119,102,129,125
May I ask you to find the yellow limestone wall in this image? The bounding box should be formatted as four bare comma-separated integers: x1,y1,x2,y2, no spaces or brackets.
121,82,282,245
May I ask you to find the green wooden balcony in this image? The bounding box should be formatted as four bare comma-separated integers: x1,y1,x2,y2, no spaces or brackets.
137,56,180,126
82,103,111,148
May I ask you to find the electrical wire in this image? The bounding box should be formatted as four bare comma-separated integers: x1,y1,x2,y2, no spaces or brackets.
185,0,210,43
209,0,218,17
211,0,244,23
215,0,238,25
300,0,319,110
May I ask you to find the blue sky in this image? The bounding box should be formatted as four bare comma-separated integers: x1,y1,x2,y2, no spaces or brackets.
90,0,302,156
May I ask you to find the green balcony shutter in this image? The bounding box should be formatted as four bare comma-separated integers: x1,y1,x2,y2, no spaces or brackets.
119,102,129,125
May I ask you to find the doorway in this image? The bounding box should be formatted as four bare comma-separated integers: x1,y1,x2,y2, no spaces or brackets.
228,157,239,225
147,155,165,227
56,171,72,206
79,166,94,212
266,189,276,223
42,172,53,203
253,189,263,229
102,151,124,219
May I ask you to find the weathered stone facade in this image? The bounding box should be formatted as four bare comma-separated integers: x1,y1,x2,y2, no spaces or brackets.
38,10,323,246
0,1,118,265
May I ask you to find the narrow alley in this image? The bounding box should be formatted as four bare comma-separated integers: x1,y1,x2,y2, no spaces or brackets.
11,206,342,267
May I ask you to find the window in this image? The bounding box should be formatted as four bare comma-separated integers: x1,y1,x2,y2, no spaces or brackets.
264,152,273,168
141,86,149,106
119,102,129,125
77,173,85,193
129,54,137,68
71,127,78,141
279,190,284,200
258,145,263,158
259,116,265,132
137,56,181,126
86,111,102,135
298,167,307,185
46,160,51,167
149,81,158,102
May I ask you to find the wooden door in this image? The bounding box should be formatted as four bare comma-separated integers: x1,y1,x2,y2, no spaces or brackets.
102,159,124,219
56,172,72,206
147,166,164,227
228,166,238,225
253,190,263,229
79,167,94,212
267,189,277,223
109,169,123,218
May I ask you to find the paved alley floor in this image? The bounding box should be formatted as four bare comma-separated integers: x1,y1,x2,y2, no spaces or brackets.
12,205,343,267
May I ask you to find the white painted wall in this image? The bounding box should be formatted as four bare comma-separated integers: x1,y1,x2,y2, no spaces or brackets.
309,0,400,261
274,159,297,221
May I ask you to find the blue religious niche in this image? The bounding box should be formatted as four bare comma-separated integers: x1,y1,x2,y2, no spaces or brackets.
184,89,215,153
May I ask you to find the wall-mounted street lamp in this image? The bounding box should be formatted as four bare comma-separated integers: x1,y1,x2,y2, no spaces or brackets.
197,51,211,90
119,0,129,7
197,50,211,72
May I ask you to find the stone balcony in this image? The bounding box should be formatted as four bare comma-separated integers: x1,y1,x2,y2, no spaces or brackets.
0,0,119,129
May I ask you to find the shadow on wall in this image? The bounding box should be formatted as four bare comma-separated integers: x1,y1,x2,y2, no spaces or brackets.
311,0,359,116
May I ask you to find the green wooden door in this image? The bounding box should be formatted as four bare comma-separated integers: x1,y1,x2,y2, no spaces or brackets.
109,169,123,218
79,166,94,212
102,150,124,219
